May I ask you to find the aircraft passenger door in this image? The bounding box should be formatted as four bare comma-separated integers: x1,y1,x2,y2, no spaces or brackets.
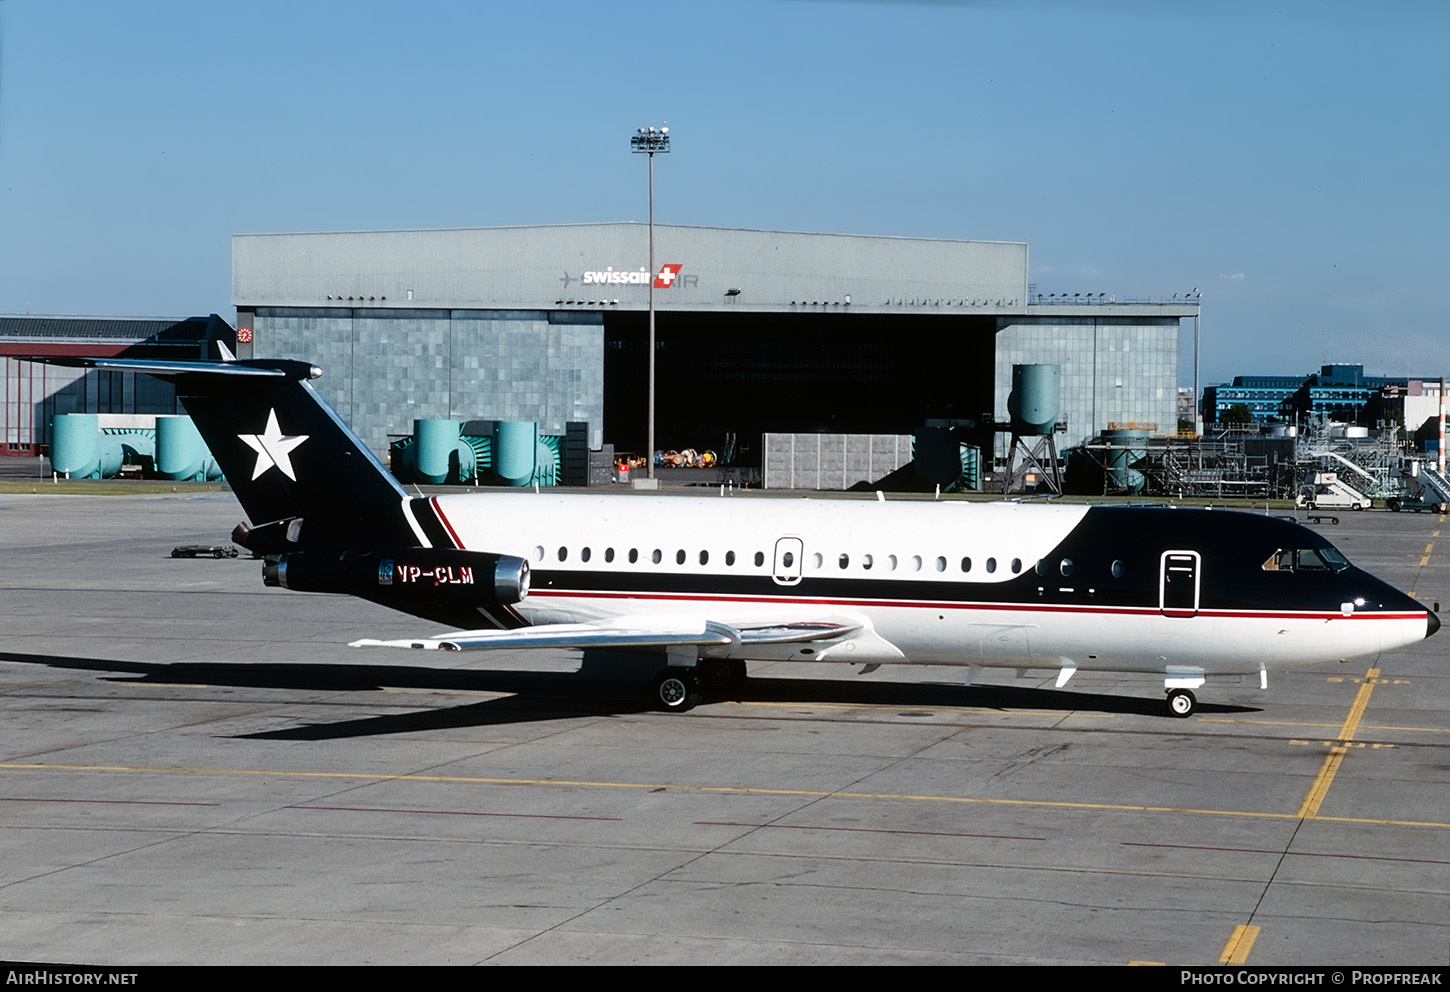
1159,551,1201,618
772,537,804,586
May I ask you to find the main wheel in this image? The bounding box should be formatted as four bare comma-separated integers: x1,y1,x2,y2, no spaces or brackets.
1167,688,1197,718
697,659,748,692
654,669,700,712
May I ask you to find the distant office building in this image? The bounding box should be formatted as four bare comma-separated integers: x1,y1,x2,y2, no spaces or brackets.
1383,378,1446,435
1201,375,1306,424
1204,364,1442,427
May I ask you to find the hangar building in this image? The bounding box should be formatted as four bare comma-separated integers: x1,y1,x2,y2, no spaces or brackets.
1,314,232,453
233,224,1198,469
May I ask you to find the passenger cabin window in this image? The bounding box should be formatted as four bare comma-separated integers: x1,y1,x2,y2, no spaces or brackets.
580,547,591,563
699,550,709,565
1011,558,1022,573
676,549,686,565
726,551,736,566
629,548,639,564
986,558,997,573
652,549,662,564
862,554,873,570
1111,560,1125,579
1060,559,1074,577
961,557,972,573
839,554,850,569
754,551,765,567
604,548,615,563
558,547,568,561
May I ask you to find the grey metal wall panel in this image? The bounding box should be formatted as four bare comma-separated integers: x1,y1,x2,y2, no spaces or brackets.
234,224,1029,315
252,308,603,454
993,316,1180,456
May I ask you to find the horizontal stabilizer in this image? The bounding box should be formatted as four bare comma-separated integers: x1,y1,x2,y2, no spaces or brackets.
30,355,318,380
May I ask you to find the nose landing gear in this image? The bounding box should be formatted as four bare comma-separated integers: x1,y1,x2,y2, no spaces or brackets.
1167,688,1197,718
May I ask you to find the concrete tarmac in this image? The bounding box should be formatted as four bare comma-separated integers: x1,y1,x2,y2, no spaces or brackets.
0,491,1445,966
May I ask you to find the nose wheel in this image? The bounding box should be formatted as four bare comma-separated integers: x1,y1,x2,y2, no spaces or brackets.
1166,688,1197,718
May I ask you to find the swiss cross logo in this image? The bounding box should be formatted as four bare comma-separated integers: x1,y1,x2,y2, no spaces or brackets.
654,263,683,289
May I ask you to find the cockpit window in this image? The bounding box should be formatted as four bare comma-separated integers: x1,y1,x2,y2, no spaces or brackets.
1263,547,1350,573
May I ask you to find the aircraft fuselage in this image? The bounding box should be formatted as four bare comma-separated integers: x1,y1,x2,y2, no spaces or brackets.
409,493,1433,679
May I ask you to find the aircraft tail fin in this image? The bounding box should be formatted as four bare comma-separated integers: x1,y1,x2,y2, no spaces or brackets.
35,355,423,552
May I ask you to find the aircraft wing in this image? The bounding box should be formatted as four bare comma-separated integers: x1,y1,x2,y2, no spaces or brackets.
350,617,865,654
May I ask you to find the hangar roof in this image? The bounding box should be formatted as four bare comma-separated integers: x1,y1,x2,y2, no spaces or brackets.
0,314,233,358
233,224,1032,315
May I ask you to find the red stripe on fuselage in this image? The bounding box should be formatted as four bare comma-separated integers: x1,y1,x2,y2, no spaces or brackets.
430,497,464,550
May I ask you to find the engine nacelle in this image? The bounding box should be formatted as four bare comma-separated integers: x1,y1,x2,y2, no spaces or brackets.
264,549,530,606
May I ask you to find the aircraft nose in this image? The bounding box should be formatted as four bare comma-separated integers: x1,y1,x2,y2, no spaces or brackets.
1428,609,1441,639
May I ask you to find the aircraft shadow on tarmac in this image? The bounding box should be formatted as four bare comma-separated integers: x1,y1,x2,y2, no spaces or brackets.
0,649,1261,741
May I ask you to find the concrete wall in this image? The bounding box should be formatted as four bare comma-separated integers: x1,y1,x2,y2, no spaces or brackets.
762,433,913,490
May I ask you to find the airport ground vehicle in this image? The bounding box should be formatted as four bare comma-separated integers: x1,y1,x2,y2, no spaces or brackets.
1295,472,1372,511
170,544,240,559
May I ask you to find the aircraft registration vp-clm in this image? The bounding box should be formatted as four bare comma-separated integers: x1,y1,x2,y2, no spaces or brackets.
38,352,1439,717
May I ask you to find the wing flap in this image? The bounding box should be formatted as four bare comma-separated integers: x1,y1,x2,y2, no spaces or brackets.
351,619,738,653
350,615,908,661
733,620,863,645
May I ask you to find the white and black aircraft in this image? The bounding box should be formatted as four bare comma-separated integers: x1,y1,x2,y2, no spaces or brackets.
41,353,1439,717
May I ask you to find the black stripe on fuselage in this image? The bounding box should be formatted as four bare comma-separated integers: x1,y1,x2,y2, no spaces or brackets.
519,507,1421,617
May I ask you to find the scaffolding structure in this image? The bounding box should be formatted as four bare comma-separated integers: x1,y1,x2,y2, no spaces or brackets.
1069,420,1421,501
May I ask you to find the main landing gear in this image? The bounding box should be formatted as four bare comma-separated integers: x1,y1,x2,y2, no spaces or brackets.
654,669,700,711
652,660,748,712
1166,688,1197,718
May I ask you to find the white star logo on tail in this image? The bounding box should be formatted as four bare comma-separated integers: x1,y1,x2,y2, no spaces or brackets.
239,409,309,481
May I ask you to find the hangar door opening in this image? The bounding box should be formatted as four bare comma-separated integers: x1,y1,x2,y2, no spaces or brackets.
602,310,997,462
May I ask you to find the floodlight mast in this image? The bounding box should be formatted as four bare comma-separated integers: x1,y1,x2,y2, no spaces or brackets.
631,125,669,480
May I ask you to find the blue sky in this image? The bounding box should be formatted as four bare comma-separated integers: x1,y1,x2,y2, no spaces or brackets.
0,0,1444,386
